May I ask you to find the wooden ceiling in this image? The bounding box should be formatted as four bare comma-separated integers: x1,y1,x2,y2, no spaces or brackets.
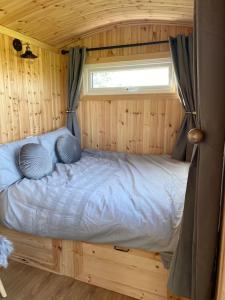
0,0,194,48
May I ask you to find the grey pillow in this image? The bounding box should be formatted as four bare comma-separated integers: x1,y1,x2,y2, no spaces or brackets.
56,135,81,164
19,143,53,179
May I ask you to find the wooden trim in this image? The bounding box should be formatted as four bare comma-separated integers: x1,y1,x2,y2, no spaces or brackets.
86,51,171,64
81,93,178,102
0,226,187,300
0,25,59,53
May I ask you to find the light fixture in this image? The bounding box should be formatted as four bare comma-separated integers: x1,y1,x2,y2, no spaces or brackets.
13,39,38,59
20,43,37,59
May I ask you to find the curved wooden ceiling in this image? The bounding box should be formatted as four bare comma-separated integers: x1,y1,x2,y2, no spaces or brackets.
0,0,194,47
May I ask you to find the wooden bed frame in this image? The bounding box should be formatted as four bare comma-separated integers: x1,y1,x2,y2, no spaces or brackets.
0,225,186,300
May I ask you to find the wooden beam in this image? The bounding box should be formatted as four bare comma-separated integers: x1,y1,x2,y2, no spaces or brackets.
0,25,59,53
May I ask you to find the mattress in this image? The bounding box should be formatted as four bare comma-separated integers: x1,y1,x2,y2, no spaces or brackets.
0,149,189,252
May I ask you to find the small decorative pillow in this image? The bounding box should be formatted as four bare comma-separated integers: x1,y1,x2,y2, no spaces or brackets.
38,127,72,164
56,135,81,164
19,143,53,179
0,136,39,191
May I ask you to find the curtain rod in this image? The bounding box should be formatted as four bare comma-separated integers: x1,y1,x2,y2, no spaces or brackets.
61,40,169,54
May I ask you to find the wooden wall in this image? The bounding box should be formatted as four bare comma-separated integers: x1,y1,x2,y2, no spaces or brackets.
72,23,192,154
78,94,183,154
0,32,67,144
0,23,192,156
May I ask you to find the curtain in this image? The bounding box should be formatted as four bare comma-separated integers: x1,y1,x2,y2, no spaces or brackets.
169,35,196,162
67,47,86,139
168,1,225,299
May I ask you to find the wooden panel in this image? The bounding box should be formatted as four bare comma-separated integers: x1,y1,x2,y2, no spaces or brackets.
0,227,61,272
0,226,186,300
0,32,67,144
0,24,191,154
74,23,191,155
70,23,193,55
71,23,192,155
79,243,168,299
0,1,193,47
85,51,171,65
78,95,183,154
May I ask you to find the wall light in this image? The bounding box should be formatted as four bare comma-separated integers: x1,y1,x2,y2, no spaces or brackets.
13,39,38,59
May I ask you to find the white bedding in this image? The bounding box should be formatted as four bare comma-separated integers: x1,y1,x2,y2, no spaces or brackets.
0,150,189,252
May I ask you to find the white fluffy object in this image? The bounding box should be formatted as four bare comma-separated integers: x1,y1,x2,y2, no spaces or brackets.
0,235,13,268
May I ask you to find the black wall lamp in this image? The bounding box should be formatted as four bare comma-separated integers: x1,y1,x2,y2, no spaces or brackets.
13,39,38,59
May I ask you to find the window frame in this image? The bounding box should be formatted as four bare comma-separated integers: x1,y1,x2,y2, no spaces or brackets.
83,58,175,95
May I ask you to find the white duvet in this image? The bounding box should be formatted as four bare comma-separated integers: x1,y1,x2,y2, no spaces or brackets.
0,150,189,252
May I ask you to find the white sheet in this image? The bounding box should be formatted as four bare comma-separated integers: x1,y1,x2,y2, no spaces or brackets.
0,150,189,252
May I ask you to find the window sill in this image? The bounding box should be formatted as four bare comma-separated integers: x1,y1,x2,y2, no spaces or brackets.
80,92,179,102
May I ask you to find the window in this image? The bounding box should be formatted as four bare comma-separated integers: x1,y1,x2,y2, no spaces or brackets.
83,58,174,95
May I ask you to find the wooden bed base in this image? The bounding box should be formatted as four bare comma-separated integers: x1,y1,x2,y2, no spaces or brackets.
0,226,185,300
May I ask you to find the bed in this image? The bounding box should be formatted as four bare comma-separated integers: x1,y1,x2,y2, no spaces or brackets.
0,128,189,299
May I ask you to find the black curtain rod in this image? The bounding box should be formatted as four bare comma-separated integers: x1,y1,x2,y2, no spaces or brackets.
61,40,169,55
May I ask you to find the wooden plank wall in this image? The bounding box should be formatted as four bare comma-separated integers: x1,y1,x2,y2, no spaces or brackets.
78,94,184,154
0,32,67,144
0,23,192,155
72,23,193,154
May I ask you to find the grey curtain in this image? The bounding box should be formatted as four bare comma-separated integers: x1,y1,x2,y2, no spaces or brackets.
169,35,196,161
168,1,225,300
67,47,86,139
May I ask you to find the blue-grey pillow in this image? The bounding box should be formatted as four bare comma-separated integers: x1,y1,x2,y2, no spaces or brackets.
38,127,72,164
0,137,39,191
19,143,53,179
56,135,81,164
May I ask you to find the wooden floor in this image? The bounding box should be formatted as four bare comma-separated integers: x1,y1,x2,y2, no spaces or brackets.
1,261,134,300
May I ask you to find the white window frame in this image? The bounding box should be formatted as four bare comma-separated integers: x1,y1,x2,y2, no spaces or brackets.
83,58,175,95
